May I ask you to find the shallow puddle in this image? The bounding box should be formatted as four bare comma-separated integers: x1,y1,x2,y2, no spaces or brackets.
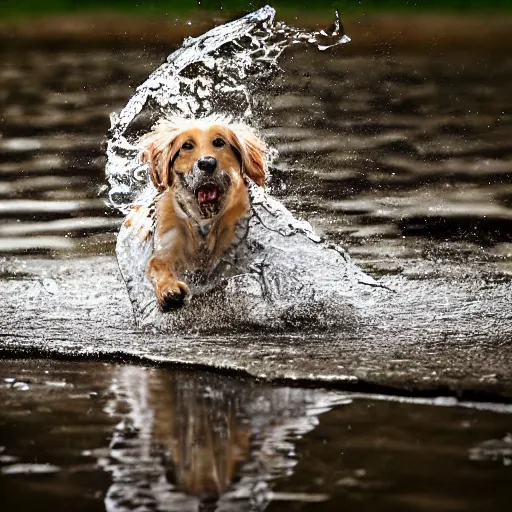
1,359,511,511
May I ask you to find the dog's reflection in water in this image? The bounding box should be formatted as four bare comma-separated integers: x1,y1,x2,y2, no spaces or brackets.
149,372,251,500
106,367,331,509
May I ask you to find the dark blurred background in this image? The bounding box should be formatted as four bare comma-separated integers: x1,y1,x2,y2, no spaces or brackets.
0,1,511,264
2,0,512,17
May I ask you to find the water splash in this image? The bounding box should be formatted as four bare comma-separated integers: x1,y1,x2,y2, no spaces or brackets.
105,5,350,211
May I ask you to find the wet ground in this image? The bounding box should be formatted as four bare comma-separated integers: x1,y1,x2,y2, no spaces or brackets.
1,11,512,511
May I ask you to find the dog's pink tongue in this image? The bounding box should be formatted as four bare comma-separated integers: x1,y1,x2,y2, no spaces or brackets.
198,189,208,204
207,188,218,201
198,186,218,204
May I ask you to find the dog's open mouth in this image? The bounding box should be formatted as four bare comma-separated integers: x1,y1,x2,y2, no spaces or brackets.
196,184,219,205
195,183,224,217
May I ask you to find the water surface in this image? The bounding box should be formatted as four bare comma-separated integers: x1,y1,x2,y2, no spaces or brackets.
1,23,510,262
1,359,511,511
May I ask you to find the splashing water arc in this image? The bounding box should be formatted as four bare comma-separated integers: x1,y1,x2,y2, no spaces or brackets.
105,5,350,211
107,5,370,332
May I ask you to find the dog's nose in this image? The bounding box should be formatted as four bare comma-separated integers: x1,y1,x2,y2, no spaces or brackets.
197,156,217,174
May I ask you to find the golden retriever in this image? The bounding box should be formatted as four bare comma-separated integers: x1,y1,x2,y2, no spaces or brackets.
133,116,267,311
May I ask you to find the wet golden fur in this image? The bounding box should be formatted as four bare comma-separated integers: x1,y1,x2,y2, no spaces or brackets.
132,116,267,310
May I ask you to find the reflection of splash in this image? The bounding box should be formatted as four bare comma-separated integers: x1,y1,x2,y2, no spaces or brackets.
102,367,196,512
106,5,349,212
102,366,347,511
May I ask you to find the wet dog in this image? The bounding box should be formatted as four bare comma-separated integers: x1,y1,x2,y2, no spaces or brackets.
136,116,267,311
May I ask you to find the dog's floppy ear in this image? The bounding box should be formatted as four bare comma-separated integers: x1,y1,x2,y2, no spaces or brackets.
227,125,267,187
140,119,183,192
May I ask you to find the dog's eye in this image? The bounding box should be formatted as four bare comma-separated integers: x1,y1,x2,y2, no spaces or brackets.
212,137,225,148
182,141,194,150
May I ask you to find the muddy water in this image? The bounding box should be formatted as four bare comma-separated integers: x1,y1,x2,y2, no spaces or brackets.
1,16,512,512
1,359,512,512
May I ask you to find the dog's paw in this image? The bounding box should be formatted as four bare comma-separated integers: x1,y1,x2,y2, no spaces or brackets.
157,281,190,311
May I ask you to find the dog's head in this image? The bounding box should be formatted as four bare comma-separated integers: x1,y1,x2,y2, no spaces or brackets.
141,116,267,220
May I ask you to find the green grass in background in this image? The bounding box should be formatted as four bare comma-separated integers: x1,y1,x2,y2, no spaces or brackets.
2,0,512,18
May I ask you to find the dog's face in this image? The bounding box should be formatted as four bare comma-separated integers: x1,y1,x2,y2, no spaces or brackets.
171,126,243,219
141,118,266,221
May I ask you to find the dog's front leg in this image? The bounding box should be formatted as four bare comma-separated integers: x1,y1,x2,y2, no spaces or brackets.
147,228,190,311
